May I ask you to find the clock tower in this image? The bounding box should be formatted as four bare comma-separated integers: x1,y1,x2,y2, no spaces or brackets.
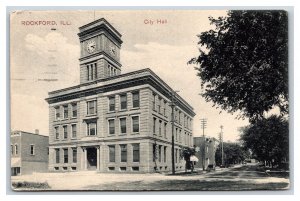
78,18,122,83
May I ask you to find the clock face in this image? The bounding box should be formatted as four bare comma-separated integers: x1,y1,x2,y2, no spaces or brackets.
110,45,116,56
86,40,96,53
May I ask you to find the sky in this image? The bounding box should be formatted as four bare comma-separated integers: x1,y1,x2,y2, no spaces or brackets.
10,10,250,142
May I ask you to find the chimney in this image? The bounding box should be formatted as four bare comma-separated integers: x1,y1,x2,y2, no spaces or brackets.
35,129,39,134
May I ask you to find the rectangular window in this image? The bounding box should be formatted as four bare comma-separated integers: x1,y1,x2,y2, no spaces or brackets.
158,145,162,162
164,146,167,163
120,144,127,162
63,105,68,119
55,149,60,163
132,116,139,133
158,97,162,113
179,129,182,143
120,94,127,110
132,91,140,108
164,122,167,138
87,65,90,81
72,148,77,163
94,63,97,79
108,119,115,135
175,128,178,141
11,145,13,155
187,116,189,127
55,106,60,120
107,64,111,76
30,145,35,155
109,96,115,111
89,64,94,80
152,93,156,110
109,145,115,162
175,149,178,163
120,117,127,134
153,144,156,162
159,120,162,136
72,103,77,118
63,125,68,139
178,111,181,124
87,100,97,115
63,148,68,163
71,124,77,138
55,126,59,140
164,101,167,116
15,144,18,155
153,117,156,134
87,122,97,136
132,144,140,162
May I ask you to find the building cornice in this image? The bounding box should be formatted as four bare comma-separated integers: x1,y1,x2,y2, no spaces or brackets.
49,135,190,148
46,68,196,116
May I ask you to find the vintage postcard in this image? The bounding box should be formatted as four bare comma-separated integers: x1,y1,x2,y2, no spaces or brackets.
10,10,290,191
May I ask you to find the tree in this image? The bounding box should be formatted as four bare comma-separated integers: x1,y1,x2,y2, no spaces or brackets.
239,115,289,168
189,10,288,122
215,142,249,166
180,147,195,172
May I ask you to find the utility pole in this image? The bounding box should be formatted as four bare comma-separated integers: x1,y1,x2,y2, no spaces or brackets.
170,90,179,175
200,118,207,171
220,125,224,167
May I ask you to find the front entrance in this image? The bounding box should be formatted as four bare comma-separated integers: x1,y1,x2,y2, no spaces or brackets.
86,147,97,170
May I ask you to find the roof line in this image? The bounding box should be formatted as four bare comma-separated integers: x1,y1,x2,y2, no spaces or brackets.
11,130,49,137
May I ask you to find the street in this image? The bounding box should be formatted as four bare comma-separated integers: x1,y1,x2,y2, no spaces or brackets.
11,163,289,191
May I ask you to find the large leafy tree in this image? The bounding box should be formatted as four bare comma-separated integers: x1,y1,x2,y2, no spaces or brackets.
189,10,288,122
215,142,249,166
239,115,289,167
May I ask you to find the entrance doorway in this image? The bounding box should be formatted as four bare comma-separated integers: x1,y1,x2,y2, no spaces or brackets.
86,147,97,170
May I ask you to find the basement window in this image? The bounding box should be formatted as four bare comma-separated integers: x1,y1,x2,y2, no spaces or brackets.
132,167,139,171
108,167,115,171
120,167,126,171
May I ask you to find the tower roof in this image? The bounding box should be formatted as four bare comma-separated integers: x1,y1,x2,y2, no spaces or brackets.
78,18,122,44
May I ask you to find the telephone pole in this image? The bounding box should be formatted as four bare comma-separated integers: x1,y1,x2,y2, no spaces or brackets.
200,118,207,171
170,90,179,175
220,125,224,167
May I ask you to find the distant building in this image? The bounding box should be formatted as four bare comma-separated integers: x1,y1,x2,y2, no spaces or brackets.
10,130,49,176
45,18,195,173
193,136,218,170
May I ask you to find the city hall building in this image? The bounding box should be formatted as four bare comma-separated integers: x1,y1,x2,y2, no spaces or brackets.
46,18,195,173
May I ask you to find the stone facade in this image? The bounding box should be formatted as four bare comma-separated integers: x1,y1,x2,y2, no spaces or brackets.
10,131,49,176
46,18,195,173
